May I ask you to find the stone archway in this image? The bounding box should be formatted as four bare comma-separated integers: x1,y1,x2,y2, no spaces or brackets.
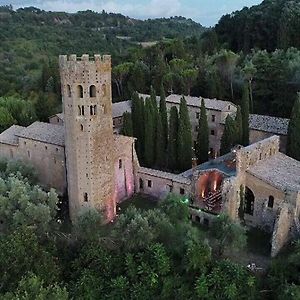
245,187,255,215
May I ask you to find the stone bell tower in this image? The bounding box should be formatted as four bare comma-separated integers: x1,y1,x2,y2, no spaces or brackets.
59,54,116,222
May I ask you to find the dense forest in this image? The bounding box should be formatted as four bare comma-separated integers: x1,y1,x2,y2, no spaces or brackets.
215,0,300,52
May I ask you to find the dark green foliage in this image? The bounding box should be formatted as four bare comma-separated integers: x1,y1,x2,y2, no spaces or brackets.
177,96,192,172
238,185,245,221
241,84,250,146
0,228,60,294
0,96,37,132
144,98,155,167
215,0,300,52
196,99,209,163
235,105,243,145
287,95,300,161
0,158,38,184
155,114,165,168
159,83,168,150
267,241,300,299
132,92,145,160
220,115,236,155
211,214,247,257
121,112,133,137
2,274,68,300
195,260,256,300
168,106,179,171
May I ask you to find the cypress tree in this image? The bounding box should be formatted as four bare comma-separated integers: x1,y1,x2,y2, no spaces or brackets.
177,96,192,172
235,105,243,145
155,114,165,168
150,85,157,108
241,83,250,146
287,95,300,161
159,83,168,150
220,115,236,155
144,98,155,167
168,106,179,171
121,112,133,137
196,99,209,164
131,92,144,160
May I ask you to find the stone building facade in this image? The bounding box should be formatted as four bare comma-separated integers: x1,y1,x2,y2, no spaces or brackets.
0,53,299,256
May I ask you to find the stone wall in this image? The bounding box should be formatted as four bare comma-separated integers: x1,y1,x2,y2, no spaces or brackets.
49,115,64,126
18,137,66,194
114,135,136,203
0,143,18,160
250,129,287,153
244,172,285,231
60,54,116,222
136,167,191,200
236,136,280,174
271,204,294,257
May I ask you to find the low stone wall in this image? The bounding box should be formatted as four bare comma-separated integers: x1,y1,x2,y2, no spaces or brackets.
250,130,287,153
271,204,294,257
190,207,217,227
236,136,280,174
136,167,191,200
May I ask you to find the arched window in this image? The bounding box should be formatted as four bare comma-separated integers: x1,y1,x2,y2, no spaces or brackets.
268,196,274,208
67,84,71,97
89,85,96,97
245,187,255,215
90,105,93,115
81,105,85,116
77,85,84,98
78,105,81,116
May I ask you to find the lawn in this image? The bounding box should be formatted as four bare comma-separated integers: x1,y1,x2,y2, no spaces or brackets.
118,193,158,213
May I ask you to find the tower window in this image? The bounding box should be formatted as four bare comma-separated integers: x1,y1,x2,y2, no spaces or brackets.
84,193,88,202
27,150,31,158
77,85,84,98
212,115,216,122
94,105,97,115
67,84,71,97
81,105,85,116
90,106,93,115
119,159,122,169
180,188,185,195
211,130,215,136
89,85,96,97
196,112,200,119
148,180,152,188
80,124,84,131
268,196,274,208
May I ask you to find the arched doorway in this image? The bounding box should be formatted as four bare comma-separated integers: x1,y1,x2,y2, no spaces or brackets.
245,187,255,215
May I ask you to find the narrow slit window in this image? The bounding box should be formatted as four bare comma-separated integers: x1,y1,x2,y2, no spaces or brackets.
67,84,71,97
84,193,88,202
